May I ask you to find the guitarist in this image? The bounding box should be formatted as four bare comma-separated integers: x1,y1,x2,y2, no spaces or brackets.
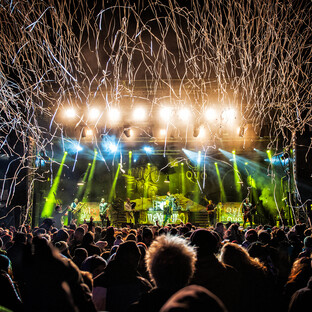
68,198,79,225
206,200,216,226
242,198,255,228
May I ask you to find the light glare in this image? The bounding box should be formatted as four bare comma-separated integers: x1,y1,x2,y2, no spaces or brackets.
65,108,76,118
109,108,121,122
133,107,146,121
205,108,217,121
178,108,190,122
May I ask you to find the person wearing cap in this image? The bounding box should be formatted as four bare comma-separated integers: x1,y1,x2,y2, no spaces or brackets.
160,284,227,312
190,229,240,312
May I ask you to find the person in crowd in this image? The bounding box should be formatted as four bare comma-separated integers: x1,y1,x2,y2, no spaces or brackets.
72,248,88,269
69,226,85,256
81,231,101,256
288,275,312,312
270,228,293,286
52,205,68,229
190,229,240,312
241,228,258,249
94,226,102,243
223,223,243,244
0,254,23,311
160,284,227,312
22,236,96,312
283,257,312,309
286,230,303,263
102,226,115,250
214,222,225,240
81,254,107,278
142,227,154,247
93,241,152,312
6,232,27,293
55,241,72,259
220,242,275,312
53,228,70,244
130,234,197,312
297,236,312,258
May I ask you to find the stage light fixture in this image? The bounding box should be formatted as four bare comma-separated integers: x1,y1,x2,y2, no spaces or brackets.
85,129,93,137
205,108,217,121
75,144,83,152
133,107,146,121
178,108,190,122
108,108,121,122
198,126,205,138
193,126,199,137
160,107,172,122
89,107,100,120
109,143,118,153
160,129,166,136
143,146,153,154
65,107,76,118
222,108,236,121
281,152,289,160
194,125,205,138
124,127,133,138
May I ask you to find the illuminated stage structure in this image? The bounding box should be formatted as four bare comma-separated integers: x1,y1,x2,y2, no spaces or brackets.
0,1,311,228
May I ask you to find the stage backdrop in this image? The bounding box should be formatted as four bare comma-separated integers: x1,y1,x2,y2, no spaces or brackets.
77,202,101,223
218,202,243,224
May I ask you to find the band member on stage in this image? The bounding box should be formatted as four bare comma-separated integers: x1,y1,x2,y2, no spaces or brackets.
52,205,67,229
163,191,173,226
68,198,79,225
242,198,255,228
99,198,110,227
206,199,216,226
125,197,136,225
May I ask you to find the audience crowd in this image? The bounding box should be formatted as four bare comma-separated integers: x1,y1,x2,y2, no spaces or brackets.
0,218,312,311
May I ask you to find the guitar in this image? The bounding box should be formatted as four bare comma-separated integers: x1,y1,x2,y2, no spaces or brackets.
206,203,216,214
243,204,256,217
69,202,86,214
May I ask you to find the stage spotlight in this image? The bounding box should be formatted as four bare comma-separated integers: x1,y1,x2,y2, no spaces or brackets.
65,107,76,118
198,127,205,138
159,107,172,122
89,107,100,120
108,108,121,122
232,150,235,154
133,107,146,121
75,144,83,152
205,108,217,121
143,146,153,154
160,129,167,136
222,108,236,121
193,126,200,137
109,143,118,153
124,127,133,138
85,129,93,137
178,108,190,122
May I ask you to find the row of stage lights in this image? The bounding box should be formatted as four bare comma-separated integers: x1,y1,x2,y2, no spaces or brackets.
63,106,239,139
63,106,237,124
